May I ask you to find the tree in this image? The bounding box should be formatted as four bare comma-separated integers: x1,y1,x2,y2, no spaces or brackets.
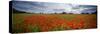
62,12,66,14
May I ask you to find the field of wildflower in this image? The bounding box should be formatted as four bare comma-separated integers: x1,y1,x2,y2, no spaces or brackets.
12,14,97,33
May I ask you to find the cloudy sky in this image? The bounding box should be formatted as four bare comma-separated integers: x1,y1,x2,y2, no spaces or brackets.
12,1,97,14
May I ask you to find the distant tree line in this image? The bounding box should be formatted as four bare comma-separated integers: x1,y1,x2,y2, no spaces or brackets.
61,12,97,14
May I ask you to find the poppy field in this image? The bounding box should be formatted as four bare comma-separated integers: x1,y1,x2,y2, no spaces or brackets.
12,14,97,33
